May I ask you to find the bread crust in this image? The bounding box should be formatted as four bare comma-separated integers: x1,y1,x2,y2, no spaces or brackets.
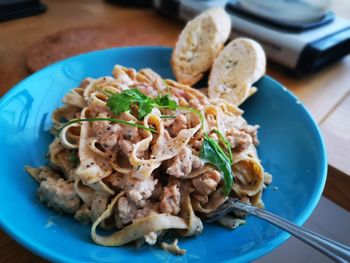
208,38,266,105
171,7,231,86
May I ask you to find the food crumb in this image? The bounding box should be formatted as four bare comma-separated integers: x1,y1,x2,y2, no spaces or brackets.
161,239,186,255
45,220,56,228
44,216,60,228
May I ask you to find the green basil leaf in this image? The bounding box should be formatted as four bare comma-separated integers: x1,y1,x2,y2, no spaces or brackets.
106,88,178,120
200,134,234,196
212,129,233,165
138,100,154,120
154,94,177,110
107,89,149,116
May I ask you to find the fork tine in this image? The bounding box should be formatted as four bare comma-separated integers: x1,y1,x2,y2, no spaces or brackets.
201,197,240,222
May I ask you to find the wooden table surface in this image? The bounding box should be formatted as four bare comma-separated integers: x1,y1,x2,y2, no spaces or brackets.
0,0,349,262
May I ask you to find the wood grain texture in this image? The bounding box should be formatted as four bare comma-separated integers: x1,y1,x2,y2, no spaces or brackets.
0,0,180,97
25,25,175,72
0,0,350,262
267,56,350,123
321,91,350,175
0,230,46,263
324,166,350,212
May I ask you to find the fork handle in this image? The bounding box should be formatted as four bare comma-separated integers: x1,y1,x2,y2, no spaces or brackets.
234,202,350,263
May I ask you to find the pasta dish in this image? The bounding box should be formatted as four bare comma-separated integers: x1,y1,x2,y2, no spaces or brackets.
26,65,271,255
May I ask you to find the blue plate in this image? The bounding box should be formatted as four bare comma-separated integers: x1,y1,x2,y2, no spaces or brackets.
0,47,327,263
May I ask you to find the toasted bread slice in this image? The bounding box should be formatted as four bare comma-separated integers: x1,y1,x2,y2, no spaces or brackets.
208,38,266,105
171,7,231,86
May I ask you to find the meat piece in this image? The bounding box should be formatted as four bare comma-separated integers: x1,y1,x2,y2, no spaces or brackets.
241,124,259,145
189,130,204,151
192,170,221,196
93,117,121,148
126,176,158,207
38,178,80,214
192,156,202,170
163,117,175,128
94,112,141,146
134,205,152,221
74,204,91,224
169,114,187,137
160,185,181,215
103,173,125,191
168,177,194,195
116,196,137,225
120,125,140,142
118,139,133,156
192,139,202,151
167,147,202,178
193,193,208,204
225,127,253,152
25,166,61,183
167,147,191,177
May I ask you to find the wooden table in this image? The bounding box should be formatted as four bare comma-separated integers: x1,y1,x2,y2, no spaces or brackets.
0,0,349,262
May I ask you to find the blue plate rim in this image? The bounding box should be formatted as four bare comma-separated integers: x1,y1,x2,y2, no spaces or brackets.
0,46,328,263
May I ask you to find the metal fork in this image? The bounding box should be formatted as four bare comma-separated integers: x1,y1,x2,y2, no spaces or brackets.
202,198,350,263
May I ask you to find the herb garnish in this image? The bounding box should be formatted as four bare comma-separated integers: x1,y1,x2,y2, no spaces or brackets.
200,134,234,195
212,129,233,165
58,117,156,134
160,115,176,119
106,89,177,120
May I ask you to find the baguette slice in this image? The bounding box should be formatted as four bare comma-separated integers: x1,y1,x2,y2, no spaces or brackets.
208,38,266,106
171,7,231,86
